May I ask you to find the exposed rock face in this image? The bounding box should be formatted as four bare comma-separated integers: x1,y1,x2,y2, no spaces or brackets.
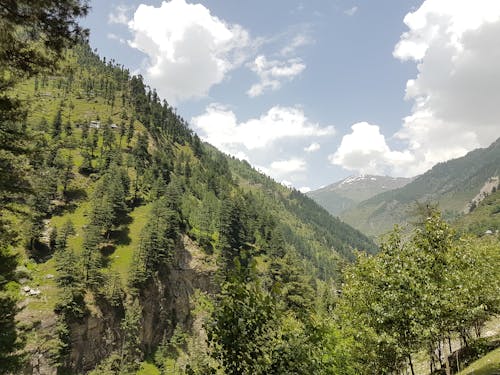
464,176,500,213
68,235,216,373
68,298,124,372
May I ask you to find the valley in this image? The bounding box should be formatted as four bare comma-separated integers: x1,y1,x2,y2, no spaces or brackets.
0,2,499,375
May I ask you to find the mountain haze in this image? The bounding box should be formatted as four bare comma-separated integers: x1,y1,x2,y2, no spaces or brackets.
340,138,500,237
308,175,413,216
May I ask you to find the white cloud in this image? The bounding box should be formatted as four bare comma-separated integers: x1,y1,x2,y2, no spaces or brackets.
299,186,311,193
280,33,314,56
304,142,320,153
192,104,334,155
127,0,251,103
344,6,358,16
193,105,334,185
390,0,500,175
329,122,414,176
270,158,306,176
247,55,306,97
109,4,132,25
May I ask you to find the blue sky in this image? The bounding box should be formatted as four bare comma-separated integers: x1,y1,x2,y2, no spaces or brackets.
82,0,500,191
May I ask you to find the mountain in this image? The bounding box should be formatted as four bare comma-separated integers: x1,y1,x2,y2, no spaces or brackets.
340,138,500,237
3,43,377,374
307,175,413,216
454,182,500,236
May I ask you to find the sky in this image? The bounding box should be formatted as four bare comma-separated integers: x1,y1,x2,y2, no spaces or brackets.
81,0,500,192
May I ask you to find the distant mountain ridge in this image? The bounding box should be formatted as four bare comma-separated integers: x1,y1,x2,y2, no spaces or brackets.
339,137,500,237
307,175,413,216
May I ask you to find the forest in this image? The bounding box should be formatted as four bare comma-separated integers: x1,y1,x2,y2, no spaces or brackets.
1,1,499,374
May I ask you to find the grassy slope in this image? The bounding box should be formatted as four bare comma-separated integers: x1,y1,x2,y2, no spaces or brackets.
12,45,378,357
13,51,148,333
454,189,500,237
458,347,500,375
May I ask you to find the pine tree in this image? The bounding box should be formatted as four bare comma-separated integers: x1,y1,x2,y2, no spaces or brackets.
51,109,63,138
0,242,23,373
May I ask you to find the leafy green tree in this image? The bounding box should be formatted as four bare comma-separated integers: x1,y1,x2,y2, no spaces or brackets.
337,209,500,374
207,278,278,375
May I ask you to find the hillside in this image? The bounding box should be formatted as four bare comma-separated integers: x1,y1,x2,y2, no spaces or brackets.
340,139,500,237
455,186,500,237
1,5,498,374
2,43,376,374
308,175,413,216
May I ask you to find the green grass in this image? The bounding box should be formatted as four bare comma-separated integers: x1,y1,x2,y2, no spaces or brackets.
50,201,90,254
136,360,161,375
458,347,500,375
21,258,59,314
110,203,152,281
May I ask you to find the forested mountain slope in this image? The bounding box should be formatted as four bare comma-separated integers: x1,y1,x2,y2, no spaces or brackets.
340,138,500,237
2,5,498,374
2,43,376,374
308,175,413,216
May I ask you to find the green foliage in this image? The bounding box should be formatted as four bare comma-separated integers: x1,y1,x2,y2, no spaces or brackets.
341,139,500,236
338,209,500,374
3,19,497,375
120,299,143,373
207,279,279,375
128,195,180,290
0,244,24,374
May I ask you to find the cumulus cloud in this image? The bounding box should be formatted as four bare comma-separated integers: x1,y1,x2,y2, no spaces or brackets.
192,104,334,154
247,55,306,97
270,158,306,176
193,105,334,184
127,0,251,103
391,0,500,174
333,1,500,177
304,142,320,153
299,186,311,193
329,122,414,176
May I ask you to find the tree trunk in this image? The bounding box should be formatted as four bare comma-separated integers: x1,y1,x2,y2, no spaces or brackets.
444,339,451,375
462,332,468,348
430,345,435,375
408,354,415,375
438,341,444,368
